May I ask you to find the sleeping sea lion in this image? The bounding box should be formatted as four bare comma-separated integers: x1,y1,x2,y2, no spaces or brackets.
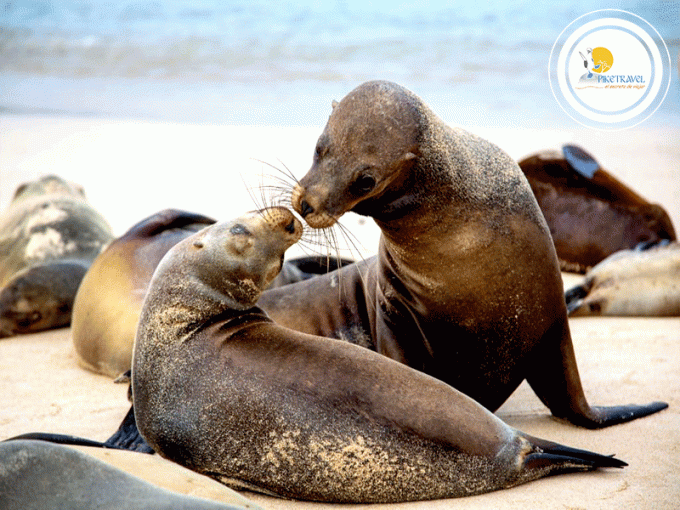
0,175,113,337
0,439,255,510
566,241,680,316
518,145,675,273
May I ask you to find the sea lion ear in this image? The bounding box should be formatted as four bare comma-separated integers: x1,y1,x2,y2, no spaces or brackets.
331,100,338,110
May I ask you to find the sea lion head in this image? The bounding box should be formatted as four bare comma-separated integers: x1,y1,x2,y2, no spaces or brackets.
11,175,86,203
0,262,88,337
292,81,423,228
186,207,303,309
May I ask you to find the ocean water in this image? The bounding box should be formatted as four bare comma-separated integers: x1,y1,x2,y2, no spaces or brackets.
1,0,678,127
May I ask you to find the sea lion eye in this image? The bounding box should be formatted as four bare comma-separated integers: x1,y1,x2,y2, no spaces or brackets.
230,224,250,236
314,136,330,160
351,173,376,195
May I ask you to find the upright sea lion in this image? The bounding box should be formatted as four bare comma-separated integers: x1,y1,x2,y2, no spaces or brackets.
566,241,680,316
72,209,352,378
132,206,626,503
0,175,113,337
258,80,667,428
518,145,676,273
72,209,216,378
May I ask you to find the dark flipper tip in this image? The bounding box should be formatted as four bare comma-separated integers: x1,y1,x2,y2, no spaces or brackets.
523,434,628,473
103,405,154,453
584,401,669,429
563,144,600,179
2,406,154,454
3,432,108,449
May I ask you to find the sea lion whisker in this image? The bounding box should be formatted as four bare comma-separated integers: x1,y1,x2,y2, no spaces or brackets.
241,174,267,212
333,221,368,263
251,158,301,188
272,157,302,186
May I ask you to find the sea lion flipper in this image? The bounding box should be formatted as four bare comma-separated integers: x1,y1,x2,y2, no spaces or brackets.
585,402,670,427
104,405,154,453
527,320,668,428
522,433,626,470
3,432,109,449
562,145,600,179
2,406,153,454
124,209,216,238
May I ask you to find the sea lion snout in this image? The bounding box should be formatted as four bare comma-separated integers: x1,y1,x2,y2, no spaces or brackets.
292,183,338,229
258,206,303,245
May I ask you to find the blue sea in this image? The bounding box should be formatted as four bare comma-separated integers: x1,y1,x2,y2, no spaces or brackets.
1,0,678,128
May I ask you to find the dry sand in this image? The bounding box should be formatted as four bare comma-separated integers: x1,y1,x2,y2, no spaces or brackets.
1,114,679,509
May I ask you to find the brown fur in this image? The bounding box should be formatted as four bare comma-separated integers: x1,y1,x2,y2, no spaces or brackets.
72,209,215,377
259,80,667,428
132,207,626,503
518,149,676,273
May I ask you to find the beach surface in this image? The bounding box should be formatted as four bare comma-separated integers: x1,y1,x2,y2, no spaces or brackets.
1,114,679,509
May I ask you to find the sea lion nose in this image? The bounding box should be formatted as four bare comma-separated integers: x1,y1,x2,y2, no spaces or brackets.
284,218,296,234
299,200,314,218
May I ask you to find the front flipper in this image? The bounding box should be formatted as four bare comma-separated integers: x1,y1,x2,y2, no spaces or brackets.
526,319,668,428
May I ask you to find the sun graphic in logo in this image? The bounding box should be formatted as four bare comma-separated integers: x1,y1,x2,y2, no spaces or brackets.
578,46,614,81
591,47,613,73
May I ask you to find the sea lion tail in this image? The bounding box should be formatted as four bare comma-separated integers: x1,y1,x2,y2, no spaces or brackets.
522,433,627,472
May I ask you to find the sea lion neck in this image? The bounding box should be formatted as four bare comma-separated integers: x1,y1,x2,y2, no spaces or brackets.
140,249,256,347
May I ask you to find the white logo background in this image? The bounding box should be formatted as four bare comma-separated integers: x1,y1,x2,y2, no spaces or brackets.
549,10,671,130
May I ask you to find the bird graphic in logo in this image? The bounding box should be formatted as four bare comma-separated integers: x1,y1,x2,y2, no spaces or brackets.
578,47,614,83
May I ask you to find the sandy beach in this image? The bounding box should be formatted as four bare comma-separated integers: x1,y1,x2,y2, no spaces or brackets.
1,114,679,509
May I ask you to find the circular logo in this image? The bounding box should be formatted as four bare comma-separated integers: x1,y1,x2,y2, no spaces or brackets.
549,9,671,130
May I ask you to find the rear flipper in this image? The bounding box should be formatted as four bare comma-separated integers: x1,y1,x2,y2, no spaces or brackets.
522,433,626,472
104,405,153,452
3,406,153,453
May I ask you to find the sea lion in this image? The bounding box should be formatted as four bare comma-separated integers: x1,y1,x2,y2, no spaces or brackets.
72,209,352,378
0,175,113,337
258,80,667,428
72,209,216,378
566,241,680,316
0,440,254,510
518,145,676,273
132,206,626,503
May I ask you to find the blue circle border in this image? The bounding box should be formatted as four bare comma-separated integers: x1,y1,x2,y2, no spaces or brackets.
548,9,671,130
